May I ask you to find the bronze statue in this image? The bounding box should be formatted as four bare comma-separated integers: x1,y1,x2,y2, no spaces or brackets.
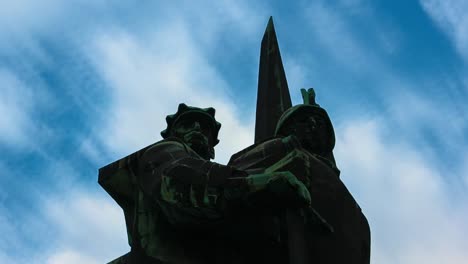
99,103,310,264
99,17,370,264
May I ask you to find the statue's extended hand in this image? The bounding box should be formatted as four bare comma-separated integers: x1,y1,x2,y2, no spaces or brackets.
245,171,311,209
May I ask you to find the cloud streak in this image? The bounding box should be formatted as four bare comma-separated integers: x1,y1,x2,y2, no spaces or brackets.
88,21,255,164
335,118,468,264
420,0,468,62
0,69,35,147
43,190,129,263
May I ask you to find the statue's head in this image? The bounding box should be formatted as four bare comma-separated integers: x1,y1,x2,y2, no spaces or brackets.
275,88,335,156
161,103,221,160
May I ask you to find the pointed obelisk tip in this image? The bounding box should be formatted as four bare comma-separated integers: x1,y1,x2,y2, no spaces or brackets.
266,16,274,31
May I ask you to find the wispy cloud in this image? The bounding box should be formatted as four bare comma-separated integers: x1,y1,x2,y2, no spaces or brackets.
302,0,467,170
296,1,468,262
420,0,468,62
0,159,128,263
0,69,34,146
305,1,375,72
303,0,399,75
335,118,468,264
88,22,255,163
0,204,22,258
46,250,100,264
2,1,261,262
0,0,62,35
43,190,128,263
385,86,467,151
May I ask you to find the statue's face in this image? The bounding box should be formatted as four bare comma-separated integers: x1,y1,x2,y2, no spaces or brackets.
171,118,215,159
281,114,328,154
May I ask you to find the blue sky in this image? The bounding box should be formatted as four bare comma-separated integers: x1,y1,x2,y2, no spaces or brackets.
1,0,467,263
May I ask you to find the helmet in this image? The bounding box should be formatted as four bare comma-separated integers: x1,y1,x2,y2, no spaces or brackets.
161,103,222,146
275,88,335,152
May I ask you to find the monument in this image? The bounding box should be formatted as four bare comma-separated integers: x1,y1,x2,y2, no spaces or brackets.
98,17,371,264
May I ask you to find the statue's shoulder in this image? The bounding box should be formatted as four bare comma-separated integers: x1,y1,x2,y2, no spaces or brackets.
98,138,188,195
107,251,162,264
145,137,187,153
141,137,192,165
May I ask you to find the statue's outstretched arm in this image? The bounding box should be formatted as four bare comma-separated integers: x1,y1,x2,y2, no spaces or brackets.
139,140,310,228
